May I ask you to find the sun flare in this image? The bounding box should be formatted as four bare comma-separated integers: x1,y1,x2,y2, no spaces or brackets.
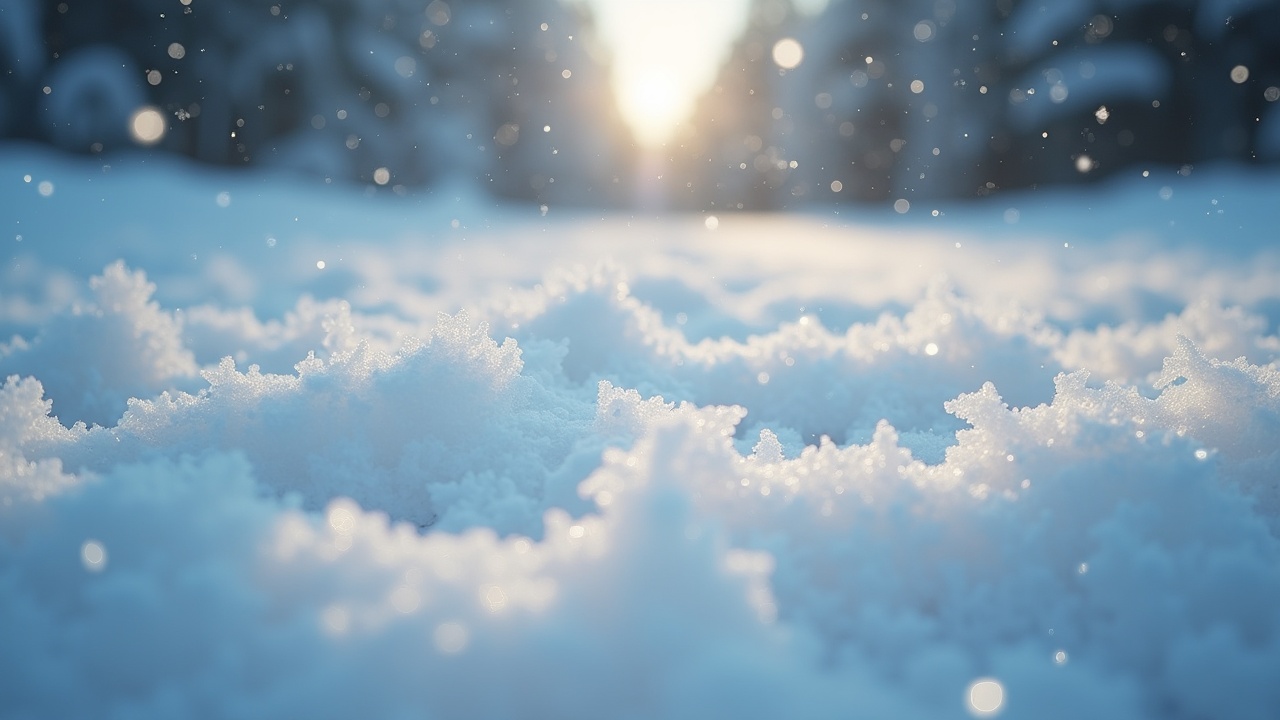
586,0,750,148
617,71,690,148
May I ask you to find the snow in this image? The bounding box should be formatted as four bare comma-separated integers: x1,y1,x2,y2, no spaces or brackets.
3,146,1280,718
1009,45,1172,131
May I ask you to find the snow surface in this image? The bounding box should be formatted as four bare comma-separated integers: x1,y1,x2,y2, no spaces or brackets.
2,146,1280,718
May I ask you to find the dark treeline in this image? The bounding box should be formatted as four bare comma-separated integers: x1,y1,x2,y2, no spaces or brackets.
0,0,635,205
3,0,1279,207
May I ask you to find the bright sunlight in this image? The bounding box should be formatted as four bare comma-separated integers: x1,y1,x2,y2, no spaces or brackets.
616,67,694,148
586,0,750,147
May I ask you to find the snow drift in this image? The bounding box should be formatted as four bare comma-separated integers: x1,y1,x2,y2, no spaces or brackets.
2,151,1279,719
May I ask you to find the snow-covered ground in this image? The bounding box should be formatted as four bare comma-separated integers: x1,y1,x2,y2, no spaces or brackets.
2,145,1279,718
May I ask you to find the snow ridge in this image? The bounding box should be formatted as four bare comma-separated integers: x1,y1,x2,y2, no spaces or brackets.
2,258,1279,719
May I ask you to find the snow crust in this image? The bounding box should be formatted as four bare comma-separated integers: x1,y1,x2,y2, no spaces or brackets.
2,150,1280,718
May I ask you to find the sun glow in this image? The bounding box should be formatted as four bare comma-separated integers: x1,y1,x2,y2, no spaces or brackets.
587,0,830,147
587,0,750,148
617,70,690,148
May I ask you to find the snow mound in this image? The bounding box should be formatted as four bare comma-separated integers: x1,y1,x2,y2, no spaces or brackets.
0,262,197,427
3,253,1279,718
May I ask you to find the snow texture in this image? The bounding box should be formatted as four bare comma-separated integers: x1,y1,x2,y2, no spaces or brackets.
2,148,1279,718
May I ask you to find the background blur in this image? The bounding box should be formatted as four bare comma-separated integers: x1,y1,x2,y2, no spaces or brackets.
3,0,1279,209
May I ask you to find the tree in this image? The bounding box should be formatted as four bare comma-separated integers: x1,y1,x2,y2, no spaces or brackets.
3,0,634,203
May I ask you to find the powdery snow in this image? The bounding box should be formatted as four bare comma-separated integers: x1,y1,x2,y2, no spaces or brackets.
2,148,1279,718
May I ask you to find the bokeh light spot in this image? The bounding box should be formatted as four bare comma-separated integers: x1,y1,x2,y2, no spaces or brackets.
433,621,469,654
129,106,167,145
772,38,804,70
483,585,508,613
967,678,1005,716
426,0,450,26
495,123,520,147
321,605,350,635
81,540,107,572
390,586,421,614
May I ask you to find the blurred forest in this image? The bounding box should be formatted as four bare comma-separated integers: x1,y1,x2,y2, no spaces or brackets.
3,0,1280,208
674,0,1280,208
0,0,635,204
